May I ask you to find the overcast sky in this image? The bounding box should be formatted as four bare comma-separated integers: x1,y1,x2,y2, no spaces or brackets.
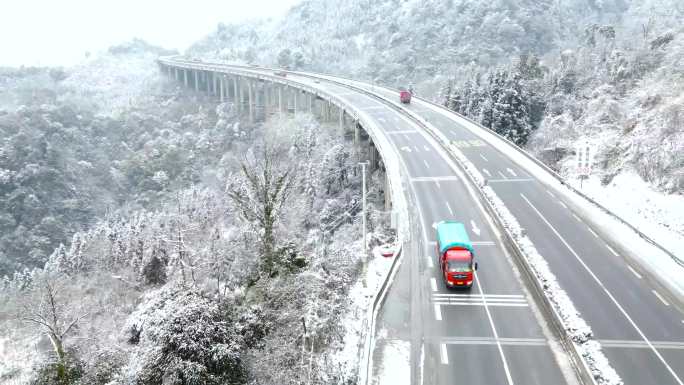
0,0,301,67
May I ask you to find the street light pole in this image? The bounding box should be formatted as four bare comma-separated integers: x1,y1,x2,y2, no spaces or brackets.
360,161,368,288
361,161,367,254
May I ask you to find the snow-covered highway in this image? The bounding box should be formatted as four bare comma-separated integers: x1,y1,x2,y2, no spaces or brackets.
158,58,684,385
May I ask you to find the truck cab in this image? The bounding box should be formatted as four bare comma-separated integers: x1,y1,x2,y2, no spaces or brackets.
436,221,478,289
399,88,412,104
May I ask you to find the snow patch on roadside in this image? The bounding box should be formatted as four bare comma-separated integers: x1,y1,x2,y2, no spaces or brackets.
330,241,395,381
374,338,410,385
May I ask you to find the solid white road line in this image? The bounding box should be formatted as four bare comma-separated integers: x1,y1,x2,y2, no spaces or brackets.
653,290,670,306
471,241,496,246
433,293,524,298
440,343,449,365
627,265,643,279
606,245,619,257
434,304,442,321
434,302,529,307
480,154,488,162
474,271,515,385
572,213,582,222
588,227,599,238
446,201,453,215
430,278,438,292
423,159,431,169
486,178,535,183
520,193,683,385
410,176,460,182
387,130,417,135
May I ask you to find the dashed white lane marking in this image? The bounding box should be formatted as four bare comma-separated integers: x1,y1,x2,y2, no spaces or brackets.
521,192,683,385
474,271,515,385
559,202,568,209
546,189,556,198
440,343,449,365
627,265,643,279
403,134,411,141
446,201,453,215
480,154,488,162
430,278,438,292
606,245,619,257
588,227,599,238
423,159,431,169
414,146,420,152
424,145,430,151
506,168,517,177
572,213,582,222
435,180,441,189
498,171,507,179
653,290,670,306
434,304,442,321
427,256,434,268
482,168,492,177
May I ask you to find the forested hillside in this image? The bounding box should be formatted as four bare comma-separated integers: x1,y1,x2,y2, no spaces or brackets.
1,40,390,384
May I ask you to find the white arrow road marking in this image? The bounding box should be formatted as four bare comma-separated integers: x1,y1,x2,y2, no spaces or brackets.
480,154,488,162
400,146,412,152
506,168,517,177
482,168,491,177
471,220,481,236
434,304,442,321
440,344,449,365
446,202,453,215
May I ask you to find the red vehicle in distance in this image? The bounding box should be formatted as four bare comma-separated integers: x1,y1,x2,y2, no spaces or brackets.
399,88,412,104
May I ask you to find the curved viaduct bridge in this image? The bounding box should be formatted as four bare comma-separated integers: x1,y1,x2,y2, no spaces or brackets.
157,57,684,385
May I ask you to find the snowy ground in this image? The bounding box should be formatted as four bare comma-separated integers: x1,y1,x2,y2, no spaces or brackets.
330,241,397,382
567,171,684,262
372,335,410,385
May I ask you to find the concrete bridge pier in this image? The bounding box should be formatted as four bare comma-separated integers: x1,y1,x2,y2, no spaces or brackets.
293,88,298,115
248,80,254,123
194,70,199,92
278,86,283,118
183,69,188,88
384,172,391,211
219,76,225,102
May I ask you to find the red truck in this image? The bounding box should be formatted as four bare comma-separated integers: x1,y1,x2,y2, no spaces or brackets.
436,221,478,289
399,89,412,104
